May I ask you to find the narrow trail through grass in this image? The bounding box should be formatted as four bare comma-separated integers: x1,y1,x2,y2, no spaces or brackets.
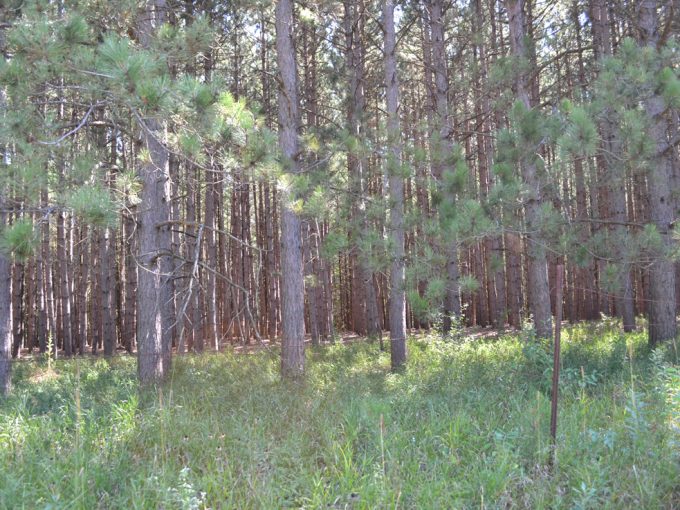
1,324,678,509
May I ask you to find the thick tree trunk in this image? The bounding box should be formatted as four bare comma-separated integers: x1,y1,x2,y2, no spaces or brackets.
384,0,406,369
638,0,677,345
136,1,173,383
505,0,552,339
276,0,305,377
137,117,172,383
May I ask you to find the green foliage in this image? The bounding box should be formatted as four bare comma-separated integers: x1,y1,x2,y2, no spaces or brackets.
1,329,677,508
182,15,214,61
0,55,26,89
97,35,158,89
0,219,37,260
658,66,680,108
619,109,655,162
440,144,468,196
406,289,429,319
457,274,480,294
600,263,625,294
638,224,664,254
321,231,349,259
510,100,545,148
115,171,142,206
243,128,278,169
424,277,446,304
558,105,599,157
59,15,90,46
66,185,118,228
453,199,494,239
135,75,170,111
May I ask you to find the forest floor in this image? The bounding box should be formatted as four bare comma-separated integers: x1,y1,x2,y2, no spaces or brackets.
1,323,679,509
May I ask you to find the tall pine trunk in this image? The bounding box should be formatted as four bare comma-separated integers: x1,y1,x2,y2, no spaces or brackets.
638,0,677,345
505,0,552,338
590,0,635,331
136,0,173,384
427,0,461,331
0,165,10,394
0,17,13,394
343,0,381,339
276,0,305,377
384,0,406,369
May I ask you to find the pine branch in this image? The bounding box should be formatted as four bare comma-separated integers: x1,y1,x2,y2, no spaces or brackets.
37,105,96,146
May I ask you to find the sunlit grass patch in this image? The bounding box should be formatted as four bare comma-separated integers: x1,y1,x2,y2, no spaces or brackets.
0,325,678,508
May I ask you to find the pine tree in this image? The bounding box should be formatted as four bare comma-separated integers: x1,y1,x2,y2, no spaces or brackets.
276,0,305,378
637,0,678,345
0,6,12,395
504,0,552,339
384,0,406,369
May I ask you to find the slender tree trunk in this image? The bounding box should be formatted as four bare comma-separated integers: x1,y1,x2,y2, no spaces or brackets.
474,0,506,329
427,0,461,331
24,258,34,353
43,190,57,356
11,260,23,358
78,224,89,354
0,0,12,395
0,229,10,395
590,0,635,330
343,0,381,339
384,0,406,369
276,0,305,377
303,222,321,346
100,224,116,356
0,168,10,394
204,172,219,350
35,208,46,353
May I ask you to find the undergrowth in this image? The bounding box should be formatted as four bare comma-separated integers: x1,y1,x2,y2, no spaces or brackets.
0,324,678,508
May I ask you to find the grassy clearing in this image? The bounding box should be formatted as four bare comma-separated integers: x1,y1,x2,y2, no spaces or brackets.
1,324,679,509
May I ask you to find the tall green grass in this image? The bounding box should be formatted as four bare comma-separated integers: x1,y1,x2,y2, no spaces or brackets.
1,324,678,508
